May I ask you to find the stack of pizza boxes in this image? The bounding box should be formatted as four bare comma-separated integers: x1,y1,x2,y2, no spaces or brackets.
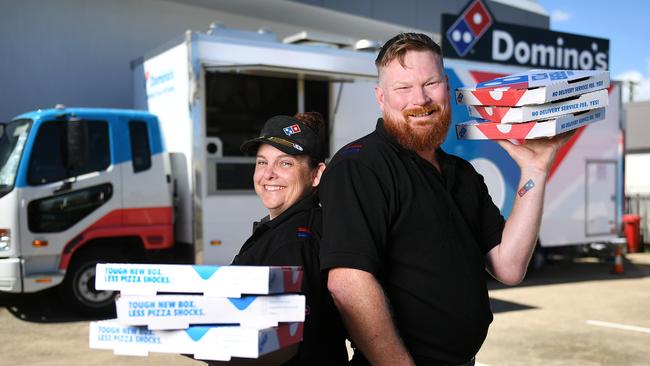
89,263,305,361
455,70,610,140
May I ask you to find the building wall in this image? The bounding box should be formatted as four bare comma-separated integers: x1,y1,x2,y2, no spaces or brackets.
1,0,210,119
1,0,390,120
626,153,650,194
292,0,549,33
625,101,650,195
625,101,650,153
0,0,547,121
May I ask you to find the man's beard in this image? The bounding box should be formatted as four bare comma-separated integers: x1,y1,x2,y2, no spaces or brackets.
383,103,451,152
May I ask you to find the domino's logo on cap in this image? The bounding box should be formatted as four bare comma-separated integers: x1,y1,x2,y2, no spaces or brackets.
446,0,493,57
283,124,301,136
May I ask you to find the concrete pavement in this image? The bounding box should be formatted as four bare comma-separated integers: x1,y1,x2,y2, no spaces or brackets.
1,253,649,365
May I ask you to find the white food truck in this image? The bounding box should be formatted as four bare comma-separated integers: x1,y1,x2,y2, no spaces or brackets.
0,26,623,313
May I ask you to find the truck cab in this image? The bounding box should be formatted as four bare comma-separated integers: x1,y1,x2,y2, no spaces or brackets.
0,106,175,314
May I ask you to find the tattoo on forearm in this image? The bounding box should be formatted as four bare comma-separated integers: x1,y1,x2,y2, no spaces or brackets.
518,179,535,197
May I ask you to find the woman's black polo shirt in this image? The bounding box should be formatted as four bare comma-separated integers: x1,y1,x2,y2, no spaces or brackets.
319,119,506,365
232,193,348,366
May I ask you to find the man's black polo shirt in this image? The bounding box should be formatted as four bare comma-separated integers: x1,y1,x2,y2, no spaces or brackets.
232,193,348,366
319,119,505,365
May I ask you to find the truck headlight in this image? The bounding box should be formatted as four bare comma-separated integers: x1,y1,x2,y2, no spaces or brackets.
0,229,10,251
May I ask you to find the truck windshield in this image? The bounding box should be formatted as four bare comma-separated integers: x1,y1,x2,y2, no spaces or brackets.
0,119,32,197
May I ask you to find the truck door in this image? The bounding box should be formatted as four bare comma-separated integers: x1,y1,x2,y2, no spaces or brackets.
586,160,618,236
17,117,121,291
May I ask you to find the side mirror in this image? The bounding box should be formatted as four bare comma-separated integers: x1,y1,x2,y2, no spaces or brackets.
66,117,88,171
0,123,5,138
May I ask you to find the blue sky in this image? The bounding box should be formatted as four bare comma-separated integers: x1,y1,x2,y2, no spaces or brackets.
537,0,650,102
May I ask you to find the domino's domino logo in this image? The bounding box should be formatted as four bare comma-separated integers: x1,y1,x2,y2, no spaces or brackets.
446,0,493,57
283,124,301,136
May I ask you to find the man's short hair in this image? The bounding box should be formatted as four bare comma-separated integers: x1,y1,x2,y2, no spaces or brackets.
375,33,443,71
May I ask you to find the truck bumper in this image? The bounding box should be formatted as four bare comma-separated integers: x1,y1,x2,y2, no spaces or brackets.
0,257,64,293
0,257,23,293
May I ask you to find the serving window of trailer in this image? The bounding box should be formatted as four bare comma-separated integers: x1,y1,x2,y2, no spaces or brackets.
204,68,330,194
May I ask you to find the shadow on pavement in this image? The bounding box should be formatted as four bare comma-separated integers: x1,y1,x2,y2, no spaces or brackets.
486,253,650,314
0,288,113,323
488,253,650,290
488,253,650,291
490,298,537,314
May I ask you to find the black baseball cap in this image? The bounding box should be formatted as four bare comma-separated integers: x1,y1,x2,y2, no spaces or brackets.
240,115,322,160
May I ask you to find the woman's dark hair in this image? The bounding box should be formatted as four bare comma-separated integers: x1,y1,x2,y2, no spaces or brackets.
293,111,326,168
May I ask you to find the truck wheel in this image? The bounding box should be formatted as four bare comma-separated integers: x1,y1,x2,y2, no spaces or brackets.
60,252,119,316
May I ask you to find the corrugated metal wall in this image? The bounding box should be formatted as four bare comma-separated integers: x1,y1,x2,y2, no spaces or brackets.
0,0,548,121
291,0,549,32
625,101,650,152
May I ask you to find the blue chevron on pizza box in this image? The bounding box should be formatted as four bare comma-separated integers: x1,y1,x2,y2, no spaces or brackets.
95,263,303,297
114,293,305,330
89,320,303,361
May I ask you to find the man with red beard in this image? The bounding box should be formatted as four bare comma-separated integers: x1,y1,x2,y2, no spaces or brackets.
319,33,573,366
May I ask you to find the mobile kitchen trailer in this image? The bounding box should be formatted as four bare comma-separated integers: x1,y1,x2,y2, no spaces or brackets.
0,26,623,314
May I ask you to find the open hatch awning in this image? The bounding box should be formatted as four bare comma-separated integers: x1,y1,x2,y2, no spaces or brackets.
204,64,377,82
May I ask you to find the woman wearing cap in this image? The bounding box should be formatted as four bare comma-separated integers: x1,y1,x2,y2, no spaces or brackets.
229,112,348,365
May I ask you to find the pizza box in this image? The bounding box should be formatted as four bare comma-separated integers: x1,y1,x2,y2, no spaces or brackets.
466,89,608,123
95,263,303,297
89,320,303,361
115,294,305,329
456,108,605,140
455,69,609,106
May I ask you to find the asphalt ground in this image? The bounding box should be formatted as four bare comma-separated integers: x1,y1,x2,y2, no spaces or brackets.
1,252,648,366
478,252,650,366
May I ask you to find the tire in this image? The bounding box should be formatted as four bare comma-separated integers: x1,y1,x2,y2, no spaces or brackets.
60,251,119,316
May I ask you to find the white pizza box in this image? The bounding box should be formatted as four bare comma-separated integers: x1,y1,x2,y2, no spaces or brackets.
115,294,305,330
89,320,303,361
466,89,608,123
455,69,609,106
456,108,606,140
95,263,303,297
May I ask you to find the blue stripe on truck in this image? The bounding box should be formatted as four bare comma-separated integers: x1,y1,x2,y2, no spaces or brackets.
13,108,165,188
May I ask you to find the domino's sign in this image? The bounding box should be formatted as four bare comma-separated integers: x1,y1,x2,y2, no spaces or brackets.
446,0,493,57
442,0,609,70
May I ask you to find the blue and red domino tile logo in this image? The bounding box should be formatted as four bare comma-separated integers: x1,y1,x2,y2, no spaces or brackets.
446,0,493,57
283,124,301,136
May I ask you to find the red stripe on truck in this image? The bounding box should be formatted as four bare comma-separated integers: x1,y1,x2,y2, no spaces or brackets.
59,207,174,269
